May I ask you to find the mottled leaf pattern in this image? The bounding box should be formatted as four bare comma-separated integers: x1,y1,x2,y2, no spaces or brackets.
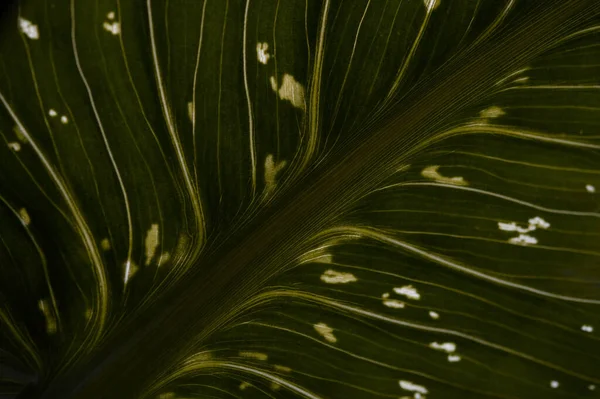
1,1,600,399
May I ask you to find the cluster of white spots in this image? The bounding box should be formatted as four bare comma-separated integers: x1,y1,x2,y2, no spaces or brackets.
428,311,440,320
320,269,357,284
239,382,250,390
314,322,337,343
550,380,560,389
498,216,549,246
430,342,461,363
239,351,268,361
48,109,69,124
19,208,31,226
479,106,506,119
393,285,421,300
509,234,538,245
103,12,120,35
586,184,596,193
144,223,160,265
423,0,440,11
8,142,21,152
274,364,292,373
399,380,428,395
18,18,39,40
529,216,550,229
256,42,270,64
123,259,138,285
421,165,468,186
100,238,111,251
429,341,456,353
581,324,594,333
264,154,287,194
38,299,57,334
270,74,306,110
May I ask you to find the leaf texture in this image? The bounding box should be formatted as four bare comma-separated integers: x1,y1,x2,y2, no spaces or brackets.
1,1,600,399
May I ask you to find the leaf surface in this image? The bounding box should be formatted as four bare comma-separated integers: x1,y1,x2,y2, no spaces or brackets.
1,1,600,399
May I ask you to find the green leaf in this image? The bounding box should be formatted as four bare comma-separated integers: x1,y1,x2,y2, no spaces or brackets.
1,1,600,398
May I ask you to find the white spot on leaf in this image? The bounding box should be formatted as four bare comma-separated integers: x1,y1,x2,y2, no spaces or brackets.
60,115,68,124
393,285,420,300
270,74,305,110
256,42,270,64
429,341,456,353
107,11,116,20
528,216,550,229
103,21,121,35
314,322,337,343
421,165,467,186
586,184,595,193
429,311,439,320
383,299,405,308
480,106,505,118
581,325,593,333
18,18,39,40
509,234,537,245
8,142,21,152
48,109,57,117
144,223,160,265
399,380,428,394
499,216,548,246
447,354,461,362
550,380,559,389
320,269,357,284
589,384,596,391
498,221,531,234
